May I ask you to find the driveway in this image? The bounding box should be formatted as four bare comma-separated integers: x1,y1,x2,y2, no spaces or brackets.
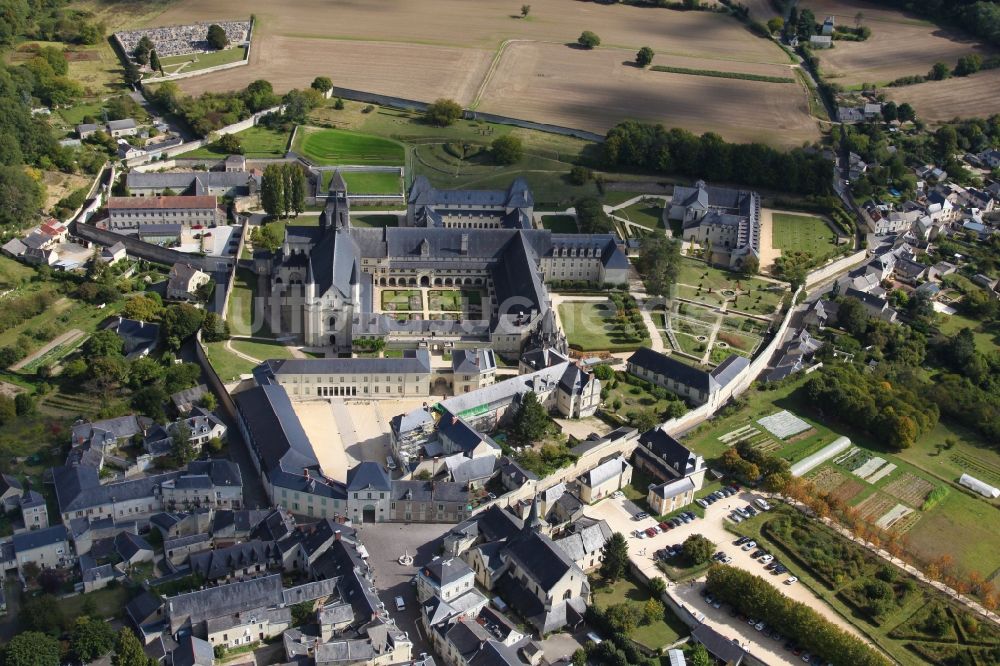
356,521,455,658
584,492,868,666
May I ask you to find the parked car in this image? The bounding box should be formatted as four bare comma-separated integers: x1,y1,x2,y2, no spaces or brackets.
634,511,648,520
801,652,812,663
774,565,788,574
679,514,692,524
722,555,734,564
612,491,624,499
785,576,798,585
755,621,767,631
751,549,765,559
760,554,774,564
395,596,406,612
729,512,743,523
670,518,683,528
683,511,697,520
745,506,757,516
736,507,750,518
741,541,756,551
633,529,646,539
586,632,603,645
645,527,658,538
659,521,672,531
734,536,750,545
755,498,772,511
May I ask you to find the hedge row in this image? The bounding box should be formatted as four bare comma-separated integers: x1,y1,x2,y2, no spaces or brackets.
650,65,794,84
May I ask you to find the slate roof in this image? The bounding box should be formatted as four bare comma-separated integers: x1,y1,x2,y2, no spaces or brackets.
346,462,391,492
422,556,475,588
504,529,576,593
108,118,137,131
638,428,698,478
171,635,214,666
391,480,469,503
189,540,277,579
0,473,22,496
628,347,716,393
234,384,319,474
263,349,431,376
554,519,613,562
709,354,750,389
692,624,746,664
106,318,160,357
408,176,533,209
650,476,695,499
498,457,538,485
13,524,67,552
108,195,216,210
445,453,498,485
128,171,253,192
579,456,629,488
452,348,496,375
127,589,164,627
115,531,153,561
166,574,284,631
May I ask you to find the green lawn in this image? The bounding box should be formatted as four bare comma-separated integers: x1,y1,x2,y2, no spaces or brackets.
180,126,291,158
294,127,404,166
674,258,786,316
57,101,105,126
936,311,999,356
771,212,839,261
0,255,37,287
352,214,400,228
227,268,268,337
61,585,131,622
203,341,257,381
558,300,650,352
896,420,1000,498
428,289,482,311
155,45,246,75
341,171,402,195
591,576,689,650
540,215,578,233
230,339,299,362
604,371,681,423
619,200,664,230
381,289,422,311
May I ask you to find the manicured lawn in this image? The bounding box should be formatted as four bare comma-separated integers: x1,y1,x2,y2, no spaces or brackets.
156,46,246,74
540,215,578,233
320,170,402,194
604,372,679,424
771,212,839,261
227,268,269,337
352,214,400,227
0,255,37,287
619,200,664,229
180,126,291,158
428,289,482,311
295,127,404,166
203,341,257,381
674,258,786,316
381,289,422,311
558,300,649,352
591,576,689,650
57,101,105,126
230,339,299,362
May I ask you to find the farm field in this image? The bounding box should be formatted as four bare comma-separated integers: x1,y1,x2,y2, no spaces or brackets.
295,128,404,166
476,42,817,147
887,69,1000,123
770,211,839,261
799,0,997,86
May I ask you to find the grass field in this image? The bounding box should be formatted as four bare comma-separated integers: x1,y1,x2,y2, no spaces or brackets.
325,170,402,195
203,341,257,381
619,200,664,230
591,576,689,650
558,300,650,352
0,256,36,287
230,339,299,361
771,212,839,261
155,46,246,76
540,215,578,233
294,127,404,166
936,311,998,356
180,126,290,158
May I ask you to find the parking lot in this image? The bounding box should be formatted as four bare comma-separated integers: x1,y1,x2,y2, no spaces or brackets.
355,521,455,658
585,489,866,666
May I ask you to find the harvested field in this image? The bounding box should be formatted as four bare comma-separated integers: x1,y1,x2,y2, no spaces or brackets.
830,478,864,504
883,473,936,507
476,42,817,147
799,0,997,85
886,70,1000,123
855,492,896,520
177,35,491,104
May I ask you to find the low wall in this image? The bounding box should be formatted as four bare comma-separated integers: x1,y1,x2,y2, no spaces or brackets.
330,87,430,113
193,332,239,423
804,249,868,288
127,17,254,85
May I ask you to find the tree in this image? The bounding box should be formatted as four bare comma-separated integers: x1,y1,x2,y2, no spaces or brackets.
201,311,230,342
648,576,667,598
767,17,784,34
568,165,591,185
424,98,463,126
604,602,640,634
574,197,613,233
113,628,151,666
162,304,206,348
741,255,759,277
163,363,202,394
571,648,587,666
19,595,64,634
578,31,601,49
286,162,306,216
642,598,664,625
0,165,45,227
491,135,523,164
149,49,162,75
15,392,35,416
3,632,60,666
689,644,712,666
954,54,982,77
681,534,715,565
600,532,630,581
128,356,165,389
637,234,681,298
510,391,550,443
132,385,168,422
635,46,654,67
215,133,243,155
630,410,659,432
122,294,163,322
837,296,869,337
928,61,951,80
897,103,915,122
521,4,531,17
72,616,116,662
881,101,898,122
243,79,278,112
260,163,285,217
207,24,229,49
311,76,333,93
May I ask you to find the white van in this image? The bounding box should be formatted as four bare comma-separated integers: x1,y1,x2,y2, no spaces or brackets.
395,596,406,612
754,498,772,511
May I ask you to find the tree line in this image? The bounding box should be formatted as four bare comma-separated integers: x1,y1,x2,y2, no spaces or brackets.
600,121,833,195
706,566,892,666
261,163,307,218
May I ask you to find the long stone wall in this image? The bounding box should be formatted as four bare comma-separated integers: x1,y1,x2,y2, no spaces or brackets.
71,222,217,271
804,249,868,288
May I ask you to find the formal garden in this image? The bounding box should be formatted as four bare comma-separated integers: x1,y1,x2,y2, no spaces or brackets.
559,293,650,352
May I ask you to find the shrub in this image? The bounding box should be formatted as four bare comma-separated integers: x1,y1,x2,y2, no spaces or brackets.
578,31,601,48
635,46,655,67
423,98,463,126
491,135,523,164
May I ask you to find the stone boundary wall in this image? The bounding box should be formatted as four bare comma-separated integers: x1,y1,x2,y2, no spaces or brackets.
71,222,217,271
119,17,254,85
804,249,868,288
